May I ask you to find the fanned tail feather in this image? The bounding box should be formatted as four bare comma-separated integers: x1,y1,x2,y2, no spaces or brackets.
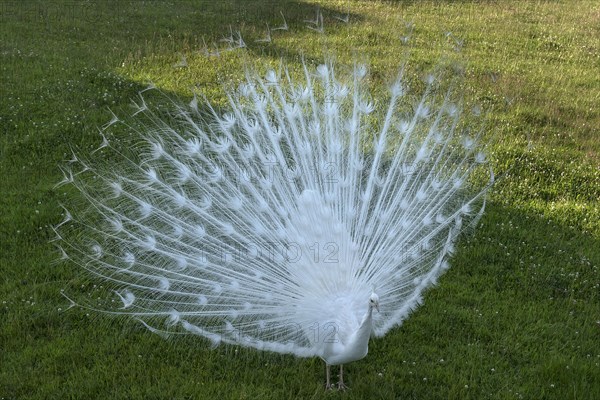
58,58,492,356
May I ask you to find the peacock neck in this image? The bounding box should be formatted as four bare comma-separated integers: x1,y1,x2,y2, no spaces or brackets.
354,306,374,346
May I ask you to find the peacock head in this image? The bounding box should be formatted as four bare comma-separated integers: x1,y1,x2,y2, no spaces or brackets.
369,292,380,312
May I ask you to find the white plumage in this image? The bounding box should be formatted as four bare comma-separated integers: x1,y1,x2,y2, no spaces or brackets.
58,58,492,389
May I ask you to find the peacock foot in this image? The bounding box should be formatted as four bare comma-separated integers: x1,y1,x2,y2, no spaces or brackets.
337,381,349,391
325,383,335,390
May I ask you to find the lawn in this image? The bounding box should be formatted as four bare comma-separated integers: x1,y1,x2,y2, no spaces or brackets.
1,1,599,399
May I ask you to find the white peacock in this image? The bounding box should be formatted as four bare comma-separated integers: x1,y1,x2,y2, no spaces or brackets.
57,57,492,389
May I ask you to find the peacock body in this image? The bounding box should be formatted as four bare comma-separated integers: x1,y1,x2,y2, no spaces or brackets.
57,58,492,388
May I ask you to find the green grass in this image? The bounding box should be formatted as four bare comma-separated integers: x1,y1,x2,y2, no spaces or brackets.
1,0,599,399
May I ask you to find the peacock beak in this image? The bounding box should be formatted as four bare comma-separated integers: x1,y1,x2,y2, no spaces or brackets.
375,304,379,313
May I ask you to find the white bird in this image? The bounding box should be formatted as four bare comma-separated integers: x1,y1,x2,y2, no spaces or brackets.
58,58,492,390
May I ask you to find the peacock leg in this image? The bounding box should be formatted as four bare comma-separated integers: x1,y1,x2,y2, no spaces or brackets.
337,364,348,390
325,364,334,390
